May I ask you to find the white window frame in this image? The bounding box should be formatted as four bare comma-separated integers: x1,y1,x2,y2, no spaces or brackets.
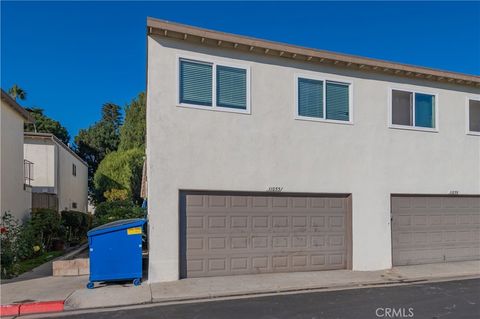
466,96,480,136
294,73,353,125
388,87,439,133
176,56,251,114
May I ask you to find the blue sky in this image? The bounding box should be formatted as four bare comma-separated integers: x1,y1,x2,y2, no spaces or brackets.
2,1,479,141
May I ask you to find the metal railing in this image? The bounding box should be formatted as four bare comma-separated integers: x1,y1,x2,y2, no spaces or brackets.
24,159,34,186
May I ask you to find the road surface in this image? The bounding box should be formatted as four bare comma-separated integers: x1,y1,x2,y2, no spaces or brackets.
54,278,480,319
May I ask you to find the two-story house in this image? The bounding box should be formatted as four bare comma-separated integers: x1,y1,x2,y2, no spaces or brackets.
145,18,480,283
1,89,34,222
24,132,88,213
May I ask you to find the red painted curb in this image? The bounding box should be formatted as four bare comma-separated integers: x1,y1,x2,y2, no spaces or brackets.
0,301,64,317
0,304,20,317
19,300,64,315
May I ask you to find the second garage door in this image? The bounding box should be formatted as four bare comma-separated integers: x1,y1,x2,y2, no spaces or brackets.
392,195,480,266
180,193,351,278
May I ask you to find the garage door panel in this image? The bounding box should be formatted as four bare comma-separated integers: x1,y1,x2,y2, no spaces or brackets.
183,194,350,278
188,253,347,277
392,196,480,266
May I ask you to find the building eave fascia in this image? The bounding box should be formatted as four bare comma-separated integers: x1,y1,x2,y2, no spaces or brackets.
1,89,35,122
147,17,480,88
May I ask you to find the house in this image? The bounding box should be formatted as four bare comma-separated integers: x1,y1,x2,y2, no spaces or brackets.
24,132,88,213
1,89,34,222
145,18,480,283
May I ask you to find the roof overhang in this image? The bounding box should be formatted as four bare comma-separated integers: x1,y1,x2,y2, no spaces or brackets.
24,132,88,167
1,89,34,122
147,17,480,88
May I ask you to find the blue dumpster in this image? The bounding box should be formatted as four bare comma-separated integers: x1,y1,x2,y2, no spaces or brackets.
87,218,146,289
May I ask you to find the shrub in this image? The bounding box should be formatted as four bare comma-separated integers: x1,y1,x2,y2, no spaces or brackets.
93,148,144,204
104,188,129,201
16,220,42,260
28,209,64,251
93,200,145,227
1,212,21,278
61,210,90,244
1,210,69,279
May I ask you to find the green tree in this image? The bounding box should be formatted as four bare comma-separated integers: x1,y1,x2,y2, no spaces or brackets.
24,108,71,145
74,103,122,199
119,92,146,151
93,200,145,227
8,84,27,101
101,103,123,131
93,148,144,204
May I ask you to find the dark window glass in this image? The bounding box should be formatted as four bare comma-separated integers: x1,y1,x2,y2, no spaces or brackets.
470,100,480,132
392,90,413,126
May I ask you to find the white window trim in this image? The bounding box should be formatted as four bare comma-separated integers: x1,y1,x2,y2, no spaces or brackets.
388,87,439,133
294,73,353,125
176,56,251,115
466,96,480,136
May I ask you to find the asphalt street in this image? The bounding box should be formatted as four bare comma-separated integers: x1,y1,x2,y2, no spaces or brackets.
53,278,480,319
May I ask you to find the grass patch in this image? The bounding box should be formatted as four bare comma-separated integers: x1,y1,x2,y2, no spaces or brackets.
14,251,63,275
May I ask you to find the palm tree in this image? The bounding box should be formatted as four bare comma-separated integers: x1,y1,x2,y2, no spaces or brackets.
8,84,27,101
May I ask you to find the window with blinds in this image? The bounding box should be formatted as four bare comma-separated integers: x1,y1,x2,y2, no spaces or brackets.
298,78,323,118
179,58,249,112
415,93,435,128
297,76,350,122
180,60,213,106
326,82,350,121
216,66,247,109
391,89,436,130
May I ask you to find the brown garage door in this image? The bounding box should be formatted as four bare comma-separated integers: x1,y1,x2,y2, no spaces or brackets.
392,195,480,266
180,192,351,278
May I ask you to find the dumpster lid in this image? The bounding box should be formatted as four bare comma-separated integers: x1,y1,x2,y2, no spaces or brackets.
88,218,146,236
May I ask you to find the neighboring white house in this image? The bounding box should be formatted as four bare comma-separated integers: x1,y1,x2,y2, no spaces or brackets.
24,132,88,213
1,89,34,222
146,18,480,283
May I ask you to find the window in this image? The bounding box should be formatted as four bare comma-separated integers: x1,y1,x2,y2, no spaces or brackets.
24,160,34,186
72,164,76,177
216,65,247,109
297,76,351,123
72,202,77,209
468,99,480,134
391,89,436,130
179,58,249,112
180,60,212,106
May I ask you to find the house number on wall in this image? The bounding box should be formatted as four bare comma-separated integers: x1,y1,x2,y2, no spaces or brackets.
267,186,284,192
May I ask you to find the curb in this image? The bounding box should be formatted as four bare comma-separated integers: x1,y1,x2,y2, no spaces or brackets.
0,301,64,317
3,274,478,317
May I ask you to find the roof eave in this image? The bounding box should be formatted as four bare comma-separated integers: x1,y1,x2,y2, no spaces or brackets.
1,89,35,122
147,17,480,88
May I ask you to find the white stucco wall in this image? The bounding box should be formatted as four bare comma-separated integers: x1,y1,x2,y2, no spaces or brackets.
24,136,88,213
146,35,480,283
24,139,56,192
57,144,88,213
0,102,31,222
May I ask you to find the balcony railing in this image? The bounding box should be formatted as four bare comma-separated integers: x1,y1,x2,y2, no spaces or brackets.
24,159,34,186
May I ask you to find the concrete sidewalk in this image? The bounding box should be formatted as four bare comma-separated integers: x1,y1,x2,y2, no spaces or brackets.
63,260,480,311
1,275,88,305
